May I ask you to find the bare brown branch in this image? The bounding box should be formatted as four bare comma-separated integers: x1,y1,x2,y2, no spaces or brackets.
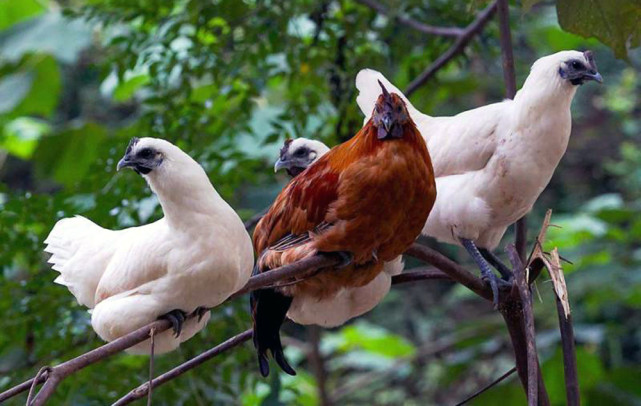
113,329,253,405
549,250,580,405
506,244,538,406
405,1,498,96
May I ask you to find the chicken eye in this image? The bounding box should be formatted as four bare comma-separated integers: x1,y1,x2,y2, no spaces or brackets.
294,148,308,157
571,61,584,70
138,148,154,159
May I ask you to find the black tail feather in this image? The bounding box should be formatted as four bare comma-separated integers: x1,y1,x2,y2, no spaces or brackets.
250,285,295,377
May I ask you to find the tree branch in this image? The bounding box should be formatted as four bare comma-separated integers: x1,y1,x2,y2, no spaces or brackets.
405,1,498,96
454,366,517,406
506,244,538,406
112,329,253,406
355,0,464,37
496,0,528,264
391,266,451,284
405,243,508,302
307,326,331,406
29,319,172,406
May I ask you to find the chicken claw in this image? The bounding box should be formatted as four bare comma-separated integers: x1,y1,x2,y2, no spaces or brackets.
160,309,187,337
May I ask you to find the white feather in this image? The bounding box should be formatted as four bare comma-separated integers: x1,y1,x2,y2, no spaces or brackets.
44,137,254,354
356,50,589,249
287,256,404,327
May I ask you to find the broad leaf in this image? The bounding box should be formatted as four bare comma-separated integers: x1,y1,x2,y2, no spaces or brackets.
557,0,641,58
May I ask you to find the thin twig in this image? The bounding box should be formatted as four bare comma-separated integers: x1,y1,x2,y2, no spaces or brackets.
496,0,527,265
25,367,49,406
112,329,253,405
355,0,464,37
390,266,451,284
308,326,331,406
454,366,517,405
28,319,172,406
405,1,498,96
147,328,156,406
497,0,516,98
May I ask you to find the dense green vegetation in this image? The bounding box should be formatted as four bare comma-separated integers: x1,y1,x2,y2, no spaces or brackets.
1,0,640,404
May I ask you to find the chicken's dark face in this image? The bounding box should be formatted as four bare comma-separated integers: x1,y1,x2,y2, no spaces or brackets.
274,139,319,178
559,51,602,85
373,80,410,140
117,138,164,175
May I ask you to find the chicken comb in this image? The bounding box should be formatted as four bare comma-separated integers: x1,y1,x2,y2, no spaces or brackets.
378,79,391,100
583,50,597,70
126,137,140,154
280,138,293,158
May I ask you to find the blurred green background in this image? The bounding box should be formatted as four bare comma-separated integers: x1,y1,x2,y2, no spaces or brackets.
1,0,640,404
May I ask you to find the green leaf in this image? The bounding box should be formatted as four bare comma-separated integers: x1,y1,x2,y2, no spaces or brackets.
112,74,150,102
557,0,641,58
32,123,107,187
1,117,51,159
0,0,47,31
11,54,61,117
335,322,416,358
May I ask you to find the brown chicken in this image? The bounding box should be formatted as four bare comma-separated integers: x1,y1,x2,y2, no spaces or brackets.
251,82,437,376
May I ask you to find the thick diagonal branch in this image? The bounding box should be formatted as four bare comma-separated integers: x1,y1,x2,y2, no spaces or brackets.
405,1,498,96
113,329,253,406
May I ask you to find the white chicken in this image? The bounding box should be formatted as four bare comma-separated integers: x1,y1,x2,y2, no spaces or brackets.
45,137,254,354
355,50,602,304
273,138,404,327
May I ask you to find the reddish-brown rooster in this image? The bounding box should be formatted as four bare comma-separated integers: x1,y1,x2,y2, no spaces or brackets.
251,82,436,376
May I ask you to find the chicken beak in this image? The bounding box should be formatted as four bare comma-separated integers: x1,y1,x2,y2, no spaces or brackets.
274,158,287,173
382,116,393,133
117,157,131,171
584,71,603,84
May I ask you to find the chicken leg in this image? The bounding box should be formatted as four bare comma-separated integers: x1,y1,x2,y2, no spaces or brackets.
479,248,513,280
460,238,502,308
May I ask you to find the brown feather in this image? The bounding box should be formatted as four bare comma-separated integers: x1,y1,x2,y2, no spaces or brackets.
254,93,436,299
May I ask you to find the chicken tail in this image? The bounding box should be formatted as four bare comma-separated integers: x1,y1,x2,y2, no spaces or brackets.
355,69,423,124
250,272,296,377
44,216,116,308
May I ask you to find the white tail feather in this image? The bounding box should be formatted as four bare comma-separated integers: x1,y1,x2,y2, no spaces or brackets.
355,69,425,125
45,216,118,308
